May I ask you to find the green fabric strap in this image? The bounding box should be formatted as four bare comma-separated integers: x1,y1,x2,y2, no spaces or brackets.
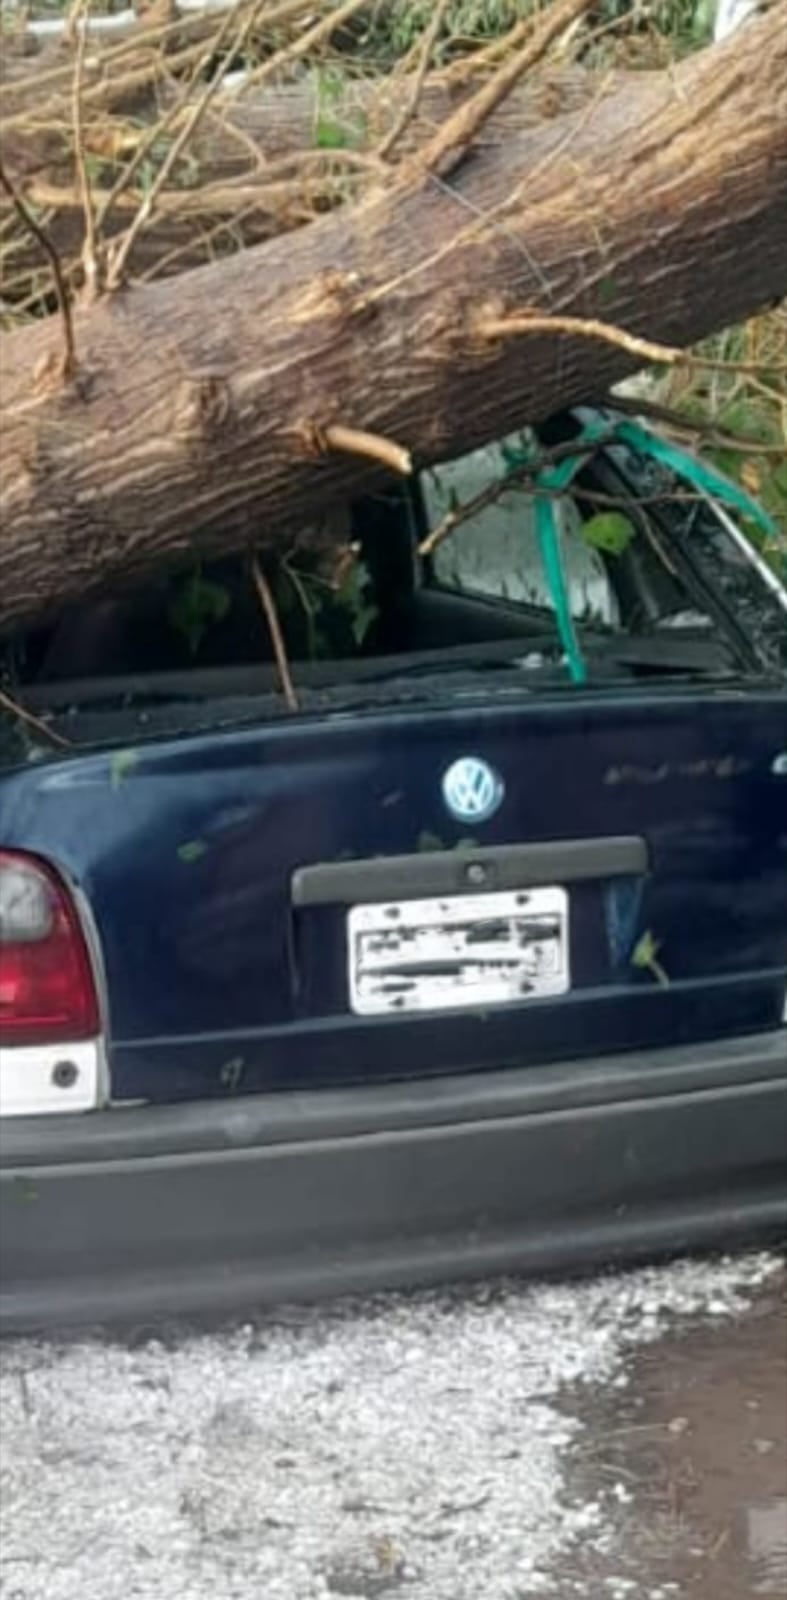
501,418,777,686
612,418,779,541
533,451,592,686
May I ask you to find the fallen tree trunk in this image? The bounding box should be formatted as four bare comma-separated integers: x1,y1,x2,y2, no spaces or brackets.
1,5,786,629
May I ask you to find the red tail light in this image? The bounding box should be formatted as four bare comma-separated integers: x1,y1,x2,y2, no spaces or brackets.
0,851,99,1044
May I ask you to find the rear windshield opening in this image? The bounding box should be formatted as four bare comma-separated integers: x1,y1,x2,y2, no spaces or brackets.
2,411,785,751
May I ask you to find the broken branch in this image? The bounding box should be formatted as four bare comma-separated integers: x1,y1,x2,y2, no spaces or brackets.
412,0,593,179
71,0,100,301
251,556,299,712
318,425,413,476
0,158,76,380
480,312,787,376
0,688,72,749
376,0,453,163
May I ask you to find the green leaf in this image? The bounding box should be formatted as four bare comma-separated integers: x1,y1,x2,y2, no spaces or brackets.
177,840,208,864
110,749,138,789
350,603,377,647
771,460,787,494
314,66,345,106
138,159,156,197
631,930,658,969
83,155,106,185
631,929,669,986
312,65,364,150
581,512,636,556
168,571,231,655
336,561,364,607
314,118,348,149
219,1056,245,1092
335,559,378,646
717,398,779,444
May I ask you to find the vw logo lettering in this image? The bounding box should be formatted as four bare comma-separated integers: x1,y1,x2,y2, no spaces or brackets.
442,757,504,824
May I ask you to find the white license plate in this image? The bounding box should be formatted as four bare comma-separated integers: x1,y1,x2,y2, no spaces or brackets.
348,886,569,1016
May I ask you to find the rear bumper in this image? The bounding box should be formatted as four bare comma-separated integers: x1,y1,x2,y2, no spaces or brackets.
1,1030,785,1333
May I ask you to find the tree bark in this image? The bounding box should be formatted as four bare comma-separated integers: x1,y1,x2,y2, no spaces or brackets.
1,6,786,629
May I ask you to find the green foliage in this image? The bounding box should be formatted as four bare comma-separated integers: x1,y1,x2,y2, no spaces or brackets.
674,391,787,583
598,0,714,46
581,511,636,555
110,749,139,789
631,929,670,986
360,0,714,62
177,839,208,864
335,558,378,647
313,68,367,150
314,67,350,149
361,0,527,58
314,119,349,151
82,154,108,187
277,553,378,659
653,0,715,43
136,135,201,196
168,568,231,656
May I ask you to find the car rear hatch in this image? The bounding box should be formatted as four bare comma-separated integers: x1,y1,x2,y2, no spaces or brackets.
1,679,785,1105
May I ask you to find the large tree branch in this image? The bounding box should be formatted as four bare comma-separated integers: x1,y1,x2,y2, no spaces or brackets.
0,5,785,629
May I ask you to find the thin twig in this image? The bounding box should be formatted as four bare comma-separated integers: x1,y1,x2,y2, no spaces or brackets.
105,0,269,286
376,0,452,162
27,145,386,221
95,0,253,235
137,198,265,282
0,158,76,379
480,312,787,376
71,0,100,300
0,689,72,749
439,9,546,87
417,437,613,557
225,0,369,102
1,0,313,113
607,392,787,456
250,556,299,712
437,3,631,89
416,437,715,561
1,137,378,215
563,486,707,509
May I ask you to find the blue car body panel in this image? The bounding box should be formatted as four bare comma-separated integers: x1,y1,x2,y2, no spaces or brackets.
1,685,785,1105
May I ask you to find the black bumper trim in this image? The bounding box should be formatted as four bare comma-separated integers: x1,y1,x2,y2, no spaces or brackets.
4,1028,785,1166
1,1030,785,1333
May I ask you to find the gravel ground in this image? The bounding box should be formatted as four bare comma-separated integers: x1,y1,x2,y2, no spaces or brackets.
0,1252,781,1600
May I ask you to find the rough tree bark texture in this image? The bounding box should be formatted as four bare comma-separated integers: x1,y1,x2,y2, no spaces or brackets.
0,7,785,629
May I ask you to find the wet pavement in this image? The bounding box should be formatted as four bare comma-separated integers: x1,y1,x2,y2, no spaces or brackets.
549,1270,787,1598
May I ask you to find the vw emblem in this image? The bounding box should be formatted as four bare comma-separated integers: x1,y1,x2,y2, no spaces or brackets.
442,757,504,824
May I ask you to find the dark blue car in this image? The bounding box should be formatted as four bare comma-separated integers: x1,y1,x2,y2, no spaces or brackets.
1,406,786,1331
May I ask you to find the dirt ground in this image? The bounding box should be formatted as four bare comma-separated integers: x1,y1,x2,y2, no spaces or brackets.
549,1270,787,1598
